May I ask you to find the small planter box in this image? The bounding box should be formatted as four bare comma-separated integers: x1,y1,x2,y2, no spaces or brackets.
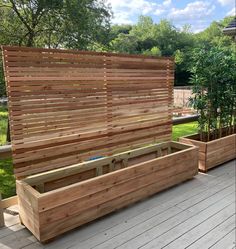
17,141,198,242
179,133,236,172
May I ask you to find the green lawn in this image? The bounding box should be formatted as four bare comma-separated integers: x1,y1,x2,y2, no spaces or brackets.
0,158,15,199
0,105,8,145
0,121,198,199
0,105,14,199
172,121,198,141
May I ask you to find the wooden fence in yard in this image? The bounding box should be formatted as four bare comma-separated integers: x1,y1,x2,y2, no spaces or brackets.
2,46,174,178
174,87,193,108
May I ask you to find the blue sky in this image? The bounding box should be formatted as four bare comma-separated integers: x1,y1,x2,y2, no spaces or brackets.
107,0,236,32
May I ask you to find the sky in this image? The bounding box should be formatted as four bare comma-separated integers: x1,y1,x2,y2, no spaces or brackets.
107,0,236,32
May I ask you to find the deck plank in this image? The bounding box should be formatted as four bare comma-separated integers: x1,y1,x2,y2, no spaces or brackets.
209,228,236,249
157,204,235,249
187,214,236,249
95,192,235,249
71,180,235,249
0,160,235,249
57,161,236,249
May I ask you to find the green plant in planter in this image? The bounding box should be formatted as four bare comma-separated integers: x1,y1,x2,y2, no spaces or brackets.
190,46,236,142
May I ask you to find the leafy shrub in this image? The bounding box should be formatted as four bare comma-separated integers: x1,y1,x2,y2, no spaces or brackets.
190,46,236,141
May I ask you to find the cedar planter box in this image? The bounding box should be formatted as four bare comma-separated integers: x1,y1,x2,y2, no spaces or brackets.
17,141,198,242
179,133,236,172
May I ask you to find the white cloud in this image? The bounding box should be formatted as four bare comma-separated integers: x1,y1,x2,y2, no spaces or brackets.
217,0,235,6
108,0,157,24
155,9,165,16
108,0,154,12
108,0,218,32
153,0,173,16
163,0,172,7
112,12,134,24
165,1,216,33
227,7,236,16
168,1,215,20
108,0,174,24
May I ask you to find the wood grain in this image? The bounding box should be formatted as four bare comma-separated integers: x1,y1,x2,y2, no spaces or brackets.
179,134,236,172
17,142,198,242
1,46,174,178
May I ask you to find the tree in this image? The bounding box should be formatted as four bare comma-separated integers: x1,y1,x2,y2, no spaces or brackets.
143,46,162,56
190,46,236,141
196,16,234,48
110,33,138,54
0,0,112,96
109,24,132,41
0,0,111,49
130,16,158,53
154,20,179,56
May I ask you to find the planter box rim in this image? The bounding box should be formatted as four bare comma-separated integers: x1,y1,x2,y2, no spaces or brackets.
180,133,236,144
20,141,196,197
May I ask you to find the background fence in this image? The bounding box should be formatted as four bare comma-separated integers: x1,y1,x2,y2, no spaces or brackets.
174,86,193,108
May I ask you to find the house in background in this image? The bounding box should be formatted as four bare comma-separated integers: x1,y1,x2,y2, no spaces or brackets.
223,17,236,40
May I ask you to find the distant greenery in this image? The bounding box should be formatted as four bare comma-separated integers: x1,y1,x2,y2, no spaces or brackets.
0,105,8,145
107,16,235,86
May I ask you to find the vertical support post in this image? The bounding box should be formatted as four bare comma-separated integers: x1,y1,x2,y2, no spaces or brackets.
105,55,113,156
167,59,173,140
0,193,5,227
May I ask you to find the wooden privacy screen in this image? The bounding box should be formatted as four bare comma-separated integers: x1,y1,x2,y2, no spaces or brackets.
2,46,174,178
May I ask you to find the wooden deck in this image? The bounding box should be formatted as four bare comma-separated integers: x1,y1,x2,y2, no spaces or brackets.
0,160,235,249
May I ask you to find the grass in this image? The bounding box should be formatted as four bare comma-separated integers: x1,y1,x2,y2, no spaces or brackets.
0,105,15,199
0,105,8,145
0,120,198,199
172,121,198,141
0,158,15,199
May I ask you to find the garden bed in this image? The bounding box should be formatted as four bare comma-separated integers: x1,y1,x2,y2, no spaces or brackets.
179,133,235,172
17,141,198,242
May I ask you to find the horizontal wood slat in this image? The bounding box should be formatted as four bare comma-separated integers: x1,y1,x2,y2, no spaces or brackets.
2,46,174,178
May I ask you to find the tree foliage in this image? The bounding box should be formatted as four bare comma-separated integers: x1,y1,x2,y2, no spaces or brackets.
0,0,111,48
190,46,236,141
0,0,112,96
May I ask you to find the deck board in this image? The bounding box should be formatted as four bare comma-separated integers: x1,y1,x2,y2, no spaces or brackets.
0,160,235,249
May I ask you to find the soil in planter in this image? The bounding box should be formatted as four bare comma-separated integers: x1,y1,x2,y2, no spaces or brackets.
189,127,236,142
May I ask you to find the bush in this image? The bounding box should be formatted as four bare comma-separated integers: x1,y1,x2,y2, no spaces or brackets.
190,46,236,141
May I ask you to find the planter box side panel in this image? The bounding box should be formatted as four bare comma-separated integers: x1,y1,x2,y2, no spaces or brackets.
16,181,40,240
179,137,206,171
179,134,236,172
36,147,198,241
206,134,236,170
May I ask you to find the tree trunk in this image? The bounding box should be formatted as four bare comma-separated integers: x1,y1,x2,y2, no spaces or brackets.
27,31,35,47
